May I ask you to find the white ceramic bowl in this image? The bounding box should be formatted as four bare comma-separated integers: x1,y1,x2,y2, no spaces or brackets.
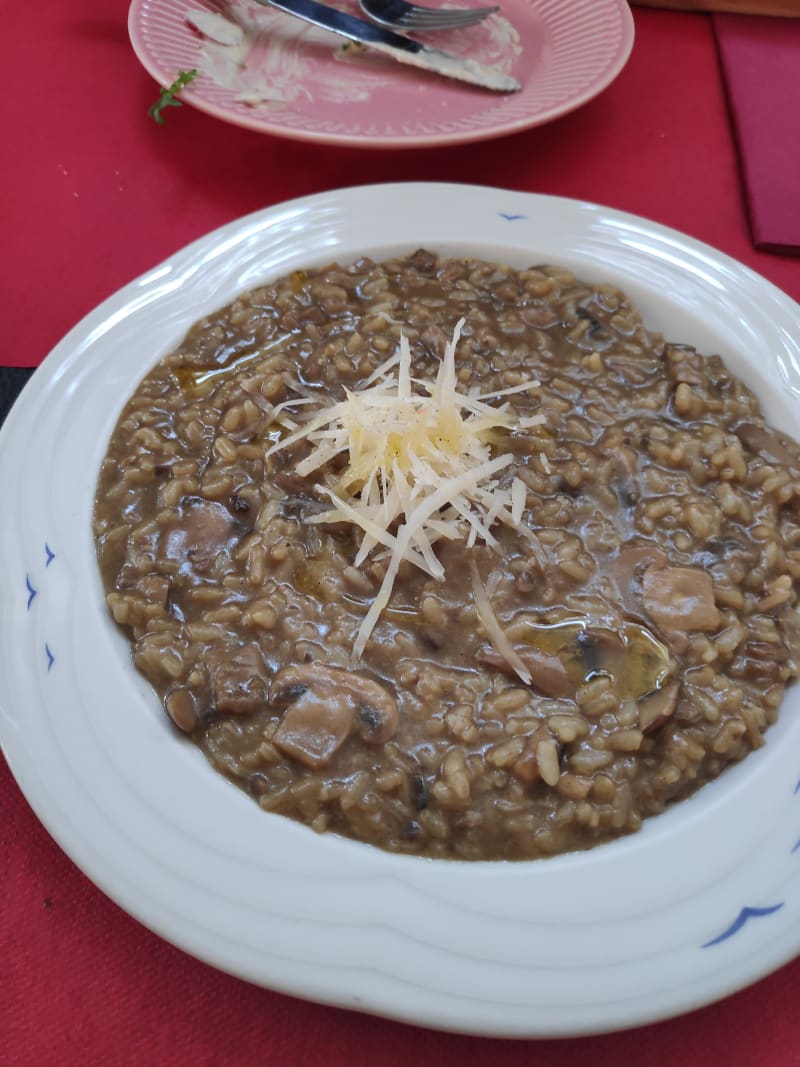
1,183,799,1037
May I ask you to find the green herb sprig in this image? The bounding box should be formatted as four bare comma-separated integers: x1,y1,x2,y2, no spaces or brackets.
148,69,199,125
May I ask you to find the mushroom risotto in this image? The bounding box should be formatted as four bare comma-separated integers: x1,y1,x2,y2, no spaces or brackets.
93,250,800,860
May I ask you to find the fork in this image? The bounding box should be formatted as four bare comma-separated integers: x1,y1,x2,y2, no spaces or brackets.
358,0,498,32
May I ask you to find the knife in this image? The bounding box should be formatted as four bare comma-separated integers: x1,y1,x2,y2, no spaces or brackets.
255,0,521,92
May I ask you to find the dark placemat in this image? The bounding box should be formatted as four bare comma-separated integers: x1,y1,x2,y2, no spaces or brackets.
713,14,800,255
0,367,35,429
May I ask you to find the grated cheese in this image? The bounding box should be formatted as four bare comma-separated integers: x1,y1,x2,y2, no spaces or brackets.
470,561,531,685
266,319,543,660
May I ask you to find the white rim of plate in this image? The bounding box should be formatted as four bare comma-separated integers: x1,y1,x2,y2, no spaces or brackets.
127,0,635,148
1,183,799,1038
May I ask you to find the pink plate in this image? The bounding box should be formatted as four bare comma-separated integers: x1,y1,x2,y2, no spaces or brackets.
128,0,634,148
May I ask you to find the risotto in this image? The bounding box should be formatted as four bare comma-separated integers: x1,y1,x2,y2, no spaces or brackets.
93,250,800,860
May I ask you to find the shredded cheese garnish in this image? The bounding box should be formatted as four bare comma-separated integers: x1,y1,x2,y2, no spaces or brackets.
267,319,543,660
470,561,531,685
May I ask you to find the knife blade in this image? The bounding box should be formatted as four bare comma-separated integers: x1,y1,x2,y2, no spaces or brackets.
255,0,520,92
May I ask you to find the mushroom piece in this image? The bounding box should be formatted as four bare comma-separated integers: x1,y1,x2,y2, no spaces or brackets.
611,544,669,616
208,642,269,716
641,564,721,634
164,686,200,733
608,444,639,481
419,323,450,360
476,645,575,699
270,689,355,770
160,496,242,576
612,545,668,591
737,637,790,685
270,664,398,769
596,432,640,509
736,423,798,469
408,248,437,273
638,680,679,735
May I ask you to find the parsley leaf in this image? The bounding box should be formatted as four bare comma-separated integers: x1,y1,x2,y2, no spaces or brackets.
148,69,199,125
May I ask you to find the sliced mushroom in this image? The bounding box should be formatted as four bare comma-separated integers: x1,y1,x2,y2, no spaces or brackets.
608,445,639,480
736,423,798,469
160,497,241,576
673,699,704,725
611,544,669,617
408,248,437,273
164,686,200,733
693,537,750,571
271,690,355,770
420,323,450,360
612,544,668,594
270,664,398,769
576,306,609,340
354,700,398,744
409,771,428,811
208,642,269,716
476,644,575,698
596,432,640,510
641,565,720,633
736,637,790,684
638,680,679,734
269,446,316,496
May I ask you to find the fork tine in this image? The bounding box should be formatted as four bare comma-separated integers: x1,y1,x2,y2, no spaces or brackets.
416,3,499,14
397,15,483,27
401,11,492,24
358,0,498,32
406,3,497,17
398,5,498,27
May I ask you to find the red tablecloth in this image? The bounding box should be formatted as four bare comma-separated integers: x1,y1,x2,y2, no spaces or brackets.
3,2,799,1063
